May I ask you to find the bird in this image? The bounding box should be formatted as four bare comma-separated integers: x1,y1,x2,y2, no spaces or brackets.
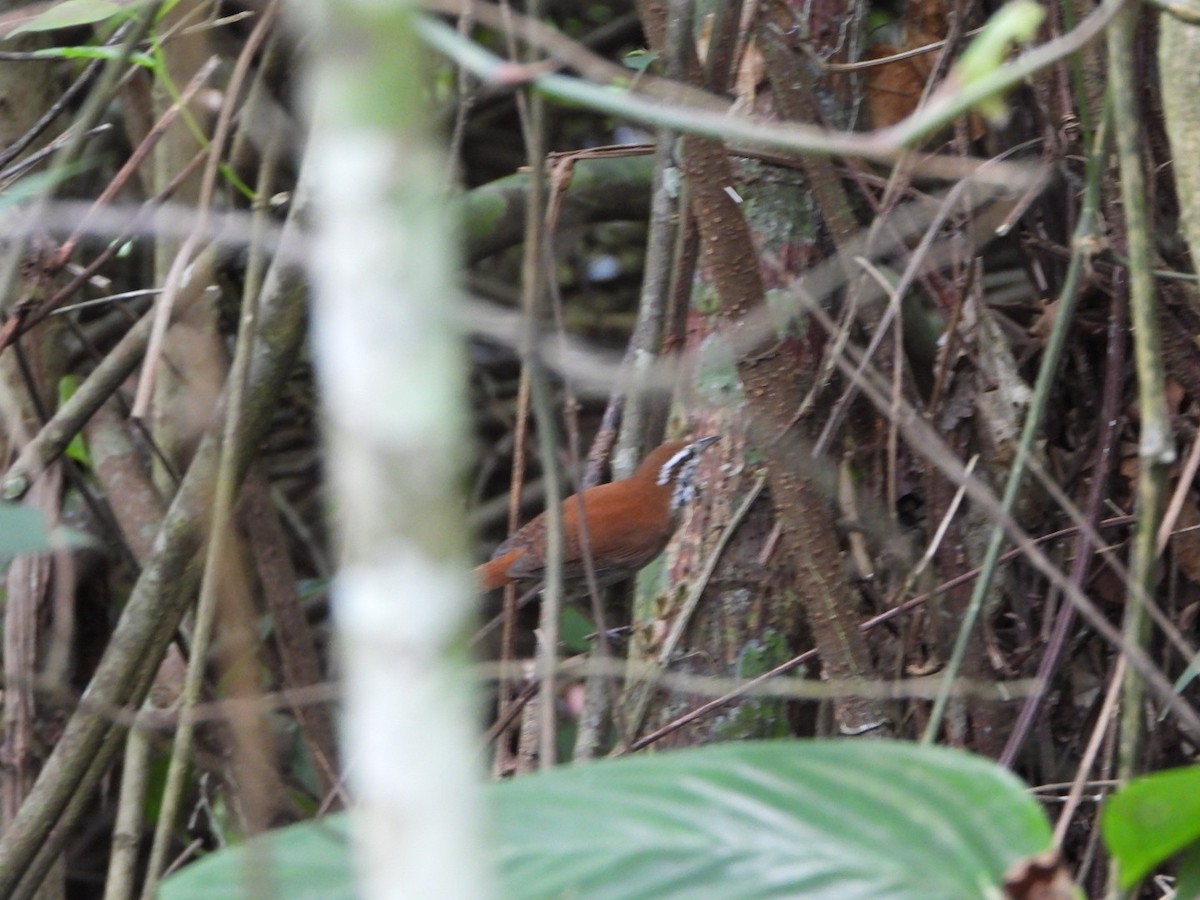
475,435,719,592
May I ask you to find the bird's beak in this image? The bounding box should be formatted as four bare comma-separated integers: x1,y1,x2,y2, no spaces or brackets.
693,435,720,451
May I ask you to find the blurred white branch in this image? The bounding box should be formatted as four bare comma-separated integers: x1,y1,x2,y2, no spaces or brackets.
297,1,488,897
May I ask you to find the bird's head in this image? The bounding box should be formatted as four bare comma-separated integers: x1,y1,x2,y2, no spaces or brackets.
652,435,720,512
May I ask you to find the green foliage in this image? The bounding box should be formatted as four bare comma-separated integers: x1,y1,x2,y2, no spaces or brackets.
1167,649,1200,708
0,504,53,557
0,503,90,559
1102,763,1200,890
459,192,508,249
1178,844,1200,900
162,815,355,900
161,739,1056,899
57,376,90,467
31,44,155,67
560,604,596,654
8,0,141,36
950,0,1046,123
621,49,658,73
715,631,792,739
0,164,93,209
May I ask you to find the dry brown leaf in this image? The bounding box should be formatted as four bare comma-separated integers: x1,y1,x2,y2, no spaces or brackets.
865,42,931,129
1003,849,1078,900
1170,496,1200,585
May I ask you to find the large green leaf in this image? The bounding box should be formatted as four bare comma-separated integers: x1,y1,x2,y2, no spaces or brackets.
160,815,354,900
492,740,1051,899
1102,763,1200,889
161,739,1054,899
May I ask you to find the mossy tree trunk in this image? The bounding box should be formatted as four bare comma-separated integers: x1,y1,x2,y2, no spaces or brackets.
625,0,894,748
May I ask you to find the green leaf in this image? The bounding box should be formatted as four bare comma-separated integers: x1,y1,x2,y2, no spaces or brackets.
1175,842,1200,900
0,504,52,556
31,45,156,67
8,0,135,36
493,740,1052,899
621,49,657,72
161,740,1056,899
953,0,1045,82
949,0,1046,123
57,376,90,468
1102,763,1200,889
0,162,92,211
559,604,594,654
160,815,355,900
1165,650,1200,719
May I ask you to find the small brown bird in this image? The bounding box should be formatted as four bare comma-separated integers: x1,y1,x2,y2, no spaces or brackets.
475,436,719,591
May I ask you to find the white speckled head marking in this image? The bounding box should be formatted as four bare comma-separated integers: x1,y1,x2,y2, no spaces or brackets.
656,435,719,512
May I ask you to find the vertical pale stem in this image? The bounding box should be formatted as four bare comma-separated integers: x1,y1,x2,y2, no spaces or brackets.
1160,14,1200,264
1108,3,1171,862
297,1,487,898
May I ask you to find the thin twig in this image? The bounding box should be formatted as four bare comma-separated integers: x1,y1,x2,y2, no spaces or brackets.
1053,656,1124,847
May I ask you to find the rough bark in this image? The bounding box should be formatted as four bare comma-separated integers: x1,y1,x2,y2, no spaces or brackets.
626,0,892,744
